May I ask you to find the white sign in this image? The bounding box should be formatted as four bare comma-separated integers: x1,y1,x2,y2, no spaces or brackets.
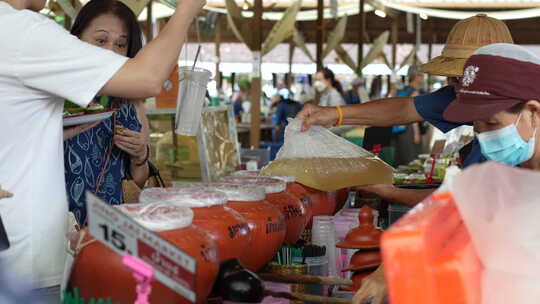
86,192,197,302
252,51,262,78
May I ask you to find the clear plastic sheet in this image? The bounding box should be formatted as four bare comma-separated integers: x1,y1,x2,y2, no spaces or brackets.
139,187,227,208
221,176,286,194
116,202,194,231
261,119,393,191
175,182,266,202
446,162,540,304
233,170,297,183
199,107,240,182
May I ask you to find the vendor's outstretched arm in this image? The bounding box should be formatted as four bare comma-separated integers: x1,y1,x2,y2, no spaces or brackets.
298,97,422,131
99,0,204,99
356,185,436,207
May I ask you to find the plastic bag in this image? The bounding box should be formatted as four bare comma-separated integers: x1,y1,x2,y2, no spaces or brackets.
447,162,540,304
116,202,194,231
261,119,393,191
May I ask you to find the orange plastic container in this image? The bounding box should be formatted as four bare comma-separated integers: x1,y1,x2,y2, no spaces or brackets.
156,66,179,108
381,192,483,304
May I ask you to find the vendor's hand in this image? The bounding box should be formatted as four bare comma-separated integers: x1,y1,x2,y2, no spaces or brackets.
113,127,148,164
63,121,101,141
352,265,388,304
297,104,339,131
0,187,13,199
355,184,397,200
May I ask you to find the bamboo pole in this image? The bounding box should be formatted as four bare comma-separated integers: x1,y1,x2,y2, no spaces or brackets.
250,0,263,148
288,39,295,88
358,0,365,75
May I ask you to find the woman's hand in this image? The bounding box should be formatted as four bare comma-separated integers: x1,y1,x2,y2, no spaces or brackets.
352,265,388,304
297,104,339,131
0,187,13,199
63,121,101,141
113,126,148,164
355,184,397,199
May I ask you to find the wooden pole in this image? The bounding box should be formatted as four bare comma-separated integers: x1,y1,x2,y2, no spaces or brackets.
288,39,295,88
215,20,222,90
316,0,324,70
250,0,263,148
391,16,398,69
146,0,153,41
358,0,365,74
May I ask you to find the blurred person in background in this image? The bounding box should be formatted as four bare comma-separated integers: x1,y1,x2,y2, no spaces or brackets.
391,65,425,165
314,67,345,107
272,94,303,142
345,78,365,105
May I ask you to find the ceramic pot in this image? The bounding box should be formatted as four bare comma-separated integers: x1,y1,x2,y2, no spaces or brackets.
69,204,219,304
336,205,382,249
222,176,307,244
140,188,252,263
211,183,286,272
214,259,265,303
233,171,313,230
304,186,337,228
342,250,381,272
334,188,350,214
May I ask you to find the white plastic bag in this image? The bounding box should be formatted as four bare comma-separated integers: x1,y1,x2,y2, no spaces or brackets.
261,119,393,191
447,162,540,304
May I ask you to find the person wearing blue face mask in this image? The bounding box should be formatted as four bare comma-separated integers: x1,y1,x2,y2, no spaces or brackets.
443,43,539,169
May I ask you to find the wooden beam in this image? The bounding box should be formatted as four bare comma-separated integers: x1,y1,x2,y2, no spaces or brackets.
250,0,263,148
288,39,295,88
358,0,365,72
146,0,153,41
316,0,324,70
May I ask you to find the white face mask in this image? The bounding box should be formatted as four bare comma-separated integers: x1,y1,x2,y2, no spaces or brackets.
313,80,327,93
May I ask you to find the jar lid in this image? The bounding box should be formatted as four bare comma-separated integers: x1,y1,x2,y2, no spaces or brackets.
173,182,266,202
221,176,286,194
231,170,260,177
140,187,227,208
116,203,194,231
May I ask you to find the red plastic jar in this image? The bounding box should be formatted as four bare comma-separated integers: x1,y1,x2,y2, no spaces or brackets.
140,188,251,263
222,176,307,244
304,186,337,228
69,203,219,304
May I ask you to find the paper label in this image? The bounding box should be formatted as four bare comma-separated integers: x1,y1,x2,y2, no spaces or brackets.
86,192,197,302
252,51,262,78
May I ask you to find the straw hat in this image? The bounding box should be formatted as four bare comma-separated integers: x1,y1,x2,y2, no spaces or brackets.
421,14,514,77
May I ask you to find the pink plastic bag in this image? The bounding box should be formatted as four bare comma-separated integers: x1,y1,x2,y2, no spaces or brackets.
447,162,540,304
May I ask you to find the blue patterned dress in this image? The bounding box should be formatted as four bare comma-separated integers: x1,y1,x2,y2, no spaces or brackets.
64,97,142,224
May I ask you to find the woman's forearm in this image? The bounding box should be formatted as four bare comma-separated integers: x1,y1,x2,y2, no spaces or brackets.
342,97,423,126
130,161,150,188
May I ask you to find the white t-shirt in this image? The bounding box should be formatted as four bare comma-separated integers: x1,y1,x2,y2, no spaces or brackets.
0,3,128,288
319,88,345,107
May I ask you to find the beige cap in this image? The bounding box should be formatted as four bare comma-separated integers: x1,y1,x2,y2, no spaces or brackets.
421,14,514,77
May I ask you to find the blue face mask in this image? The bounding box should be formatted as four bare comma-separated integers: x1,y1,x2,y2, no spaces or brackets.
478,113,537,166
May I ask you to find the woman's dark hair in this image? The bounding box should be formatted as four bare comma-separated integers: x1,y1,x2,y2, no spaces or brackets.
71,0,143,58
320,67,344,96
507,102,527,113
369,76,383,99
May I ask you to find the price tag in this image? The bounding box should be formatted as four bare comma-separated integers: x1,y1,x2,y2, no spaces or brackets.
86,192,197,302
